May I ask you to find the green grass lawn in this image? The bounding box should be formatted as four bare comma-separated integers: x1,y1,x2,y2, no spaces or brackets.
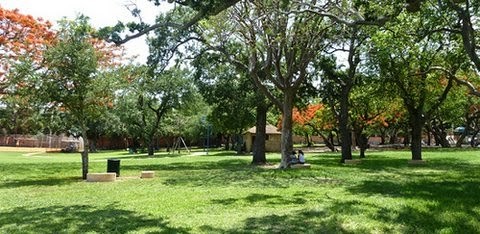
0,148,479,233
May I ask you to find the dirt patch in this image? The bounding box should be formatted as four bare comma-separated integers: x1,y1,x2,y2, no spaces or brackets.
23,152,44,157
0,146,59,152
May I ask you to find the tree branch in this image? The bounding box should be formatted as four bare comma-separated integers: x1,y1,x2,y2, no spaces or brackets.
114,0,240,45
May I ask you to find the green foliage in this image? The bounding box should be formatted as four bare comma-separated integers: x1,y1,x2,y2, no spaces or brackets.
193,52,256,135
1,149,480,233
114,65,197,151
42,16,100,124
161,98,209,142
2,57,47,134
369,8,466,117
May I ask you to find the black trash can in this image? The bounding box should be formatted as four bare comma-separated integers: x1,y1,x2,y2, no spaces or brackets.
107,159,120,177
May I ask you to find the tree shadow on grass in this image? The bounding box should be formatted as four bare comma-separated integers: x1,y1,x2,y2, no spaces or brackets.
211,193,308,207
202,151,243,157
206,189,479,233
347,179,480,233
199,208,362,234
0,176,80,189
321,197,479,233
122,159,250,172
0,204,189,233
308,152,480,177
125,159,337,188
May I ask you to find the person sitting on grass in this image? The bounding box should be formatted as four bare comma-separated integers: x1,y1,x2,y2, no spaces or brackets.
298,150,305,164
287,150,299,167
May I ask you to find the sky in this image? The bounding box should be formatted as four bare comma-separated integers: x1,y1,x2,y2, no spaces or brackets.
1,0,173,63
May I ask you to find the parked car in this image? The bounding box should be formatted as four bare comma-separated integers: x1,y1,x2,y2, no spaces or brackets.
453,126,465,135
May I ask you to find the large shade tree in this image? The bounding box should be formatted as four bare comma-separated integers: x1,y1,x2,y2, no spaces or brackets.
193,52,256,153
115,65,196,156
370,8,466,161
404,1,480,99
303,0,403,162
192,9,274,163
101,0,328,167
228,0,329,167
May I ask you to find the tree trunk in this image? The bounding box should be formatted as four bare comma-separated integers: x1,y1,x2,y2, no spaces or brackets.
403,125,410,147
89,137,98,153
305,134,313,147
280,91,294,168
358,134,368,158
319,132,336,152
435,129,451,147
252,97,267,164
410,112,424,161
216,133,222,148
456,133,466,147
428,121,451,148
389,128,398,144
81,126,89,180
224,134,231,150
331,133,337,146
426,128,432,146
339,86,352,163
144,134,155,156
236,133,244,154
353,124,369,159
148,142,155,156
380,129,386,145
470,129,480,147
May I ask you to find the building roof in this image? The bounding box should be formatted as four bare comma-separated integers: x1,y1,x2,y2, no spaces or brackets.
245,124,281,135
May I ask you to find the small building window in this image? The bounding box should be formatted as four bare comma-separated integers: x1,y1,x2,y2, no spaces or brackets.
265,135,270,141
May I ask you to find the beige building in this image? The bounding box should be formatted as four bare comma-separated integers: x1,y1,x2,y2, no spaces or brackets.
243,124,282,152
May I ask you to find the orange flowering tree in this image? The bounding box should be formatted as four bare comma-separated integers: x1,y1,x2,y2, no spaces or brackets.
0,6,56,134
349,83,408,158
0,6,56,91
366,102,407,145
292,103,338,151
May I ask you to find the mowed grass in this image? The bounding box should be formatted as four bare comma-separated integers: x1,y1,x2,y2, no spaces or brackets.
0,148,479,233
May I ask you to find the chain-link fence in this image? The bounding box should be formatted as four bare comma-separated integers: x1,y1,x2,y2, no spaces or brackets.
0,134,81,150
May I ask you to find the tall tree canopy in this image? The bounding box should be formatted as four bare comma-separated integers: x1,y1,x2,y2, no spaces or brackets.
227,0,329,167
370,6,467,160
